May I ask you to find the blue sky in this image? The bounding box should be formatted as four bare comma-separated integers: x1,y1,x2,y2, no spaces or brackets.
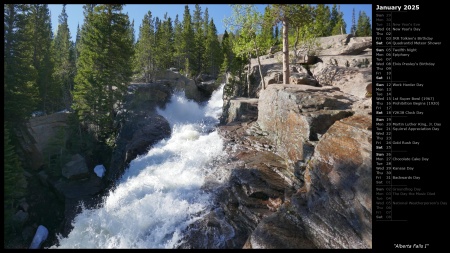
48,4,372,42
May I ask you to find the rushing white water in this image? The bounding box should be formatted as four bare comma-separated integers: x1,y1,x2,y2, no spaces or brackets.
52,85,225,249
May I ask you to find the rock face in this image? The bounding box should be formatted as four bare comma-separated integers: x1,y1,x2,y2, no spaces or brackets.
311,62,372,99
61,154,89,180
179,109,371,249
289,115,372,248
240,34,371,101
108,83,172,183
257,84,355,165
14,125,45,171
220,98,258,124
289,72,318,86
26,112,70,155
13,113,71,171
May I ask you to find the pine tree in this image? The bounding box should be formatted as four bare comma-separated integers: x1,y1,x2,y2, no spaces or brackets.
27,4,55,113
75,24,81,63
134,11,156,82
72,4,133,141
4,4,39,123
204,18,223,77
4,123,27,243
220,52,230,74
314,4,331,37
172,14,184,70
129,19,135,44
259,6,276,54
203,7,209,37
155,13,174,70
192,4,204,76
350,8,357,35
356,11,372,36
330,5,347,35
181,5,195,77
3,123,27,205
201,7,210,74
52,4,76,111
274,25,280,44
220,30,233,73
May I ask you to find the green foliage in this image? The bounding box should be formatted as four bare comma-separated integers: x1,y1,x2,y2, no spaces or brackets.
350,8,357,35
224,4,262,59
154,14,174,70
203,18,223,77
220,30,233,73
172,14,184,71
269,4,316,84
289,23,318,56
133,5,223,80
72,4,133,141
224,4,266,92
220,52,230,74
4,123,27,242
52,4,76,112
4,123,27,203
181,5,195,78
133,11,156,82
4,4,39,123
258,5,276,54
192,4,204,76
330,4,347,35
356,10,372,36
28,4,56,114
65,113,98,157
313,4,331,37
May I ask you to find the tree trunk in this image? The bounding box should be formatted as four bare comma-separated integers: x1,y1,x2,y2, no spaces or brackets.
247,52,251,97
282,19,290,84
109,84,114,130
253,40,265,90
293,26,300,63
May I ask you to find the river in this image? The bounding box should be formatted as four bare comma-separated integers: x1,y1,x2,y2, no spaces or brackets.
51,85,225,248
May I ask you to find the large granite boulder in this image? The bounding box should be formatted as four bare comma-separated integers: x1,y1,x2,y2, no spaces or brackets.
311,62,372,99
289,72,318,86
27,112,70,155
14,126,45,171
248,212,316,249
289,114,372,248
315,35,371,56
61,154,89,180
264,70,283,85
178,147,295,249
257,84,355,166
13,113,70,171
220,98,258,124
339,37,372,55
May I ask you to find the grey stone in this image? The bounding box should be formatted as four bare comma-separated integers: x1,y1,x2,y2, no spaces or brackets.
61,154,89,180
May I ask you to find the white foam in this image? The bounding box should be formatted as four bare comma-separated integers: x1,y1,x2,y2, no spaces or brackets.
52,85,225,249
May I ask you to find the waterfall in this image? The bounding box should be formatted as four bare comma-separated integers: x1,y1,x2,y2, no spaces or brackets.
52,85,225,249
